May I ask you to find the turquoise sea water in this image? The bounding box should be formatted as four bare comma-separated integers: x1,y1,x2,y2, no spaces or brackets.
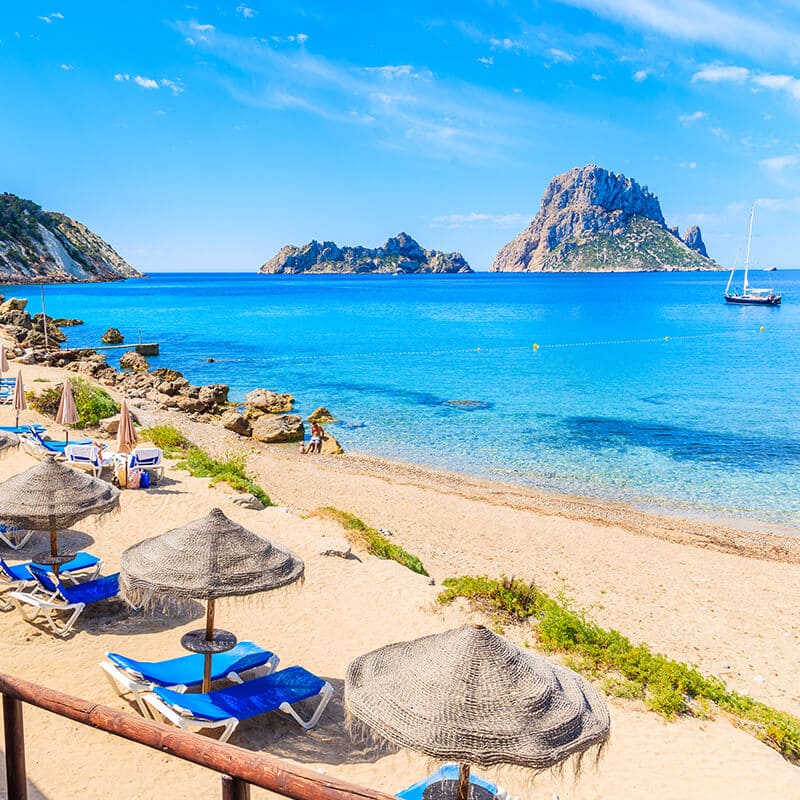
3,271,799,529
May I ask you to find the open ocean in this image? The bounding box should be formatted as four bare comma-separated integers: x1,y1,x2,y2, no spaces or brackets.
3,270,799,530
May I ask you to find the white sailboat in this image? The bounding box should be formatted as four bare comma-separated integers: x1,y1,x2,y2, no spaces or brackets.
724,204,781,305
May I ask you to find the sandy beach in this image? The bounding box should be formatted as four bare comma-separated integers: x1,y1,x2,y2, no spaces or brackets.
2,360,800,800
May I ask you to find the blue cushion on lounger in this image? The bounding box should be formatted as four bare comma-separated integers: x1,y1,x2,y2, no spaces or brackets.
0,551,100,582
106,642,277,688
153,666,325,722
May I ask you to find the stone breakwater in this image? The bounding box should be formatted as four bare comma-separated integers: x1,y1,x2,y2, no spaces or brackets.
0,299,343,453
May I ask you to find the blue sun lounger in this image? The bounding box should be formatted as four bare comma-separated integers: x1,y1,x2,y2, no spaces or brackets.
397,765,510,800
0,552,103,610
0,424,45,435
143,665,334,742
9,564,120,636
22,426,93,455
100,642,280,715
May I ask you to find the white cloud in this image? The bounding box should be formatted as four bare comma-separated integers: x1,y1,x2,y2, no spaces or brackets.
489,37,521,50
190,21,215,32
549,47,575,63
363,65,422,80
678,110,706,125
236,5,256,17
114,72,130,82
512,87,522,93
591,73,605,81
760,154,800,171
430,212,530,228
478,56,494,66
633,69,650,82
133,75,160,89
161,78,185,95
38,11,64,23
710,126,729,139
179,23,538,161
693,63,800,102
553,0,800,59
693,64,749,83
153,109,168,116
37,16,52,23
60,63,73,71
679,161,697,168
267,33,309,45
51,11,63,19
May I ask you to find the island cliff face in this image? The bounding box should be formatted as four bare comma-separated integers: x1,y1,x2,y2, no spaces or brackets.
491,166,719,272
261,232,472,274
0,194,141,283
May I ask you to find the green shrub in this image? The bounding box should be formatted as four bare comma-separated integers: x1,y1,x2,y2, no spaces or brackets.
138,425,190,457
313,507,428,575
438,574,800,760
176,447,271,507
26,376,118,427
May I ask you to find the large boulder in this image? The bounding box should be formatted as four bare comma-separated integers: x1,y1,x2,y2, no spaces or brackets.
307,406,337,423
176,396,207,413
221,411,251,436
119,351,150,371
30,314,67,343
244,388,295,415
101,327,124,344
320,432,344,455
0,298,27,313
198,384,229,408
0,309,32,329
251,414,304,443
151,367,184,382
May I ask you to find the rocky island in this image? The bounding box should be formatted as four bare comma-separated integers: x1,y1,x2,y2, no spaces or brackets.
0,193,142,283
492,165,719,272
261,232,472,274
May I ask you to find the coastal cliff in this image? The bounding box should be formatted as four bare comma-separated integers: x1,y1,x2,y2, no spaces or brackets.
0,193,141,283
261,232,472,274
491,166,719,272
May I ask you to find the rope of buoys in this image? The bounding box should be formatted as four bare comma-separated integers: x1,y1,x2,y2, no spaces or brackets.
204,326,774,365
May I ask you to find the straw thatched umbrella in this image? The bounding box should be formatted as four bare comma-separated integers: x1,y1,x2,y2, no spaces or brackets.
0,455,120,566
116,399,138,488
55,379,79,445
120,507,304,691
13,370,26,428
0,430,19,457
346,625,610,800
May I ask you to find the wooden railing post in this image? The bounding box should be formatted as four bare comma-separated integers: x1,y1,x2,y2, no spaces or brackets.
222,775,251,800
2,694,28,800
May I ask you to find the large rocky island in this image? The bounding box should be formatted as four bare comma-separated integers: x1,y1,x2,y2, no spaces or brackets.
0,193,141,283
492,165,719,272
261,232,472,274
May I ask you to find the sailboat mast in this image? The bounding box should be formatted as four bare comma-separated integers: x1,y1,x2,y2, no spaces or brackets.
743,204,755,294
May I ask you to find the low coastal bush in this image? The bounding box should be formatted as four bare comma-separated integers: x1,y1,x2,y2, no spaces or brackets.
138,425,190,457
139,424,271,506
27,376,118,427
313,507,428,576
438,575,800,761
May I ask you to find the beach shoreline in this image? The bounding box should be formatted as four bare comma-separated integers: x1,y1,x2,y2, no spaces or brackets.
3,358,800,798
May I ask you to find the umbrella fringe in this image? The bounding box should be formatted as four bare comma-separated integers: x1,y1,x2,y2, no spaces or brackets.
120,574,305,615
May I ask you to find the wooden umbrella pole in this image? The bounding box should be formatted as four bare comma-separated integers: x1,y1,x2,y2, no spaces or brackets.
49,530,58,557
202,599,216,693
456,763,471,800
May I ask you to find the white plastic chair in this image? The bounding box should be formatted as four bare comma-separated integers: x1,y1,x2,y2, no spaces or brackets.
128,447,165,481
64,444,112,477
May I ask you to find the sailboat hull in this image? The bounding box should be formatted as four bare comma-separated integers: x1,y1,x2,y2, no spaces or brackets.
724,294,781,305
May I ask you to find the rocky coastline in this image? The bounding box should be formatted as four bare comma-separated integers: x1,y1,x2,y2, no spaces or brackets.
0,296,343,454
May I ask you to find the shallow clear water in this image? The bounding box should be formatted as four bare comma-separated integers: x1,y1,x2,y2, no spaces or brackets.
4,271,799,528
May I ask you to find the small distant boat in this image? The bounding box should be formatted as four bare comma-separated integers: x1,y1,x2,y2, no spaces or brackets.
724,205,781,305
765,266,778,272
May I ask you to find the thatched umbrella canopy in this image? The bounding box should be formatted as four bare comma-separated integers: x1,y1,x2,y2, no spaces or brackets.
0,455,120,559
346,625,610,800
120,507,304,690
0,430,19,456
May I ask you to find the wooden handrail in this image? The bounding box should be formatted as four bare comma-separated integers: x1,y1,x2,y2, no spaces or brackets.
0,672,396,800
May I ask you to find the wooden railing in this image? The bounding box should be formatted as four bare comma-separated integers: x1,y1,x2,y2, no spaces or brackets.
0,673,396,800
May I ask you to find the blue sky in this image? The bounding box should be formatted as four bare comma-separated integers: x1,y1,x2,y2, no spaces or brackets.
2,1,800,271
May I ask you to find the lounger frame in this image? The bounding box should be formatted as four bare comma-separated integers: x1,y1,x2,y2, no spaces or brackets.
99,652,280,716
143,680,334,742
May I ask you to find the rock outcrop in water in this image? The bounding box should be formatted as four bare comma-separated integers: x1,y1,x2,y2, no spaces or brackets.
261,232,472,274
491,166,719,272
0,193,142,283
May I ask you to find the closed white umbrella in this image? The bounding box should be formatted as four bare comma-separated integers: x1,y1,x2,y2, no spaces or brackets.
55,380,79,445
13,370,26,428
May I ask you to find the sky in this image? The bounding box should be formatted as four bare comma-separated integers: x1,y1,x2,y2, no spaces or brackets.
2,1,800,271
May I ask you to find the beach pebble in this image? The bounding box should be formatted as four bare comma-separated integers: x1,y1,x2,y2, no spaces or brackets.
318,537,352,559
754,675,765,684
231,493,265,511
